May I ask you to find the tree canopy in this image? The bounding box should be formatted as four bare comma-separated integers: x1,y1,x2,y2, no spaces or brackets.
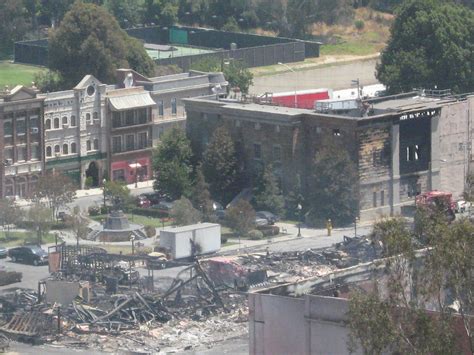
152,127,193,200
348,214,474,354
376,0,474,94
306,138,358,227
253,164,284,215
202,126,240,204
48,1,155,88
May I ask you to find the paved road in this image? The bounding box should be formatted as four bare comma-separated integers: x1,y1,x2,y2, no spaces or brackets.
250,58,379,95
0,257,49,292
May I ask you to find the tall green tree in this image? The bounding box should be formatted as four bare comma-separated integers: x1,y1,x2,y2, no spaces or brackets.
376,0,474,94
0,0,31,56
31,172,76,221
152,127,193,200
28,203,52,245
190,164,214,221
253,165,284,215
170,197,201,226
190,58,253,94
202,126,239,204
143,0,179,27
48,1,155,88
0,199,23,238
104,0,141,28
348,216,473,354
225,199,256,237
306,139,358,227
104,180,133,211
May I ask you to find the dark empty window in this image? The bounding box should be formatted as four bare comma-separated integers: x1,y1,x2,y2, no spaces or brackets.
112,112,121,128
126,134,135,151
112,136,122,153
16,119,26,135
273,145,281,161
254,143,262,159
3,121,12,136
158,101,164,116
373,191,377,207
126,110,135,125
171,98,177,115
380,190,385,206
70,115,77,127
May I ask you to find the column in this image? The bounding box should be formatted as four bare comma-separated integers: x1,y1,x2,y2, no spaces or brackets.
391,123,400,215
430,114,440,190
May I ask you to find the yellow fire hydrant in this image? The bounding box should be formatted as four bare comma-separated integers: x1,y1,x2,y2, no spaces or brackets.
326,218,332,236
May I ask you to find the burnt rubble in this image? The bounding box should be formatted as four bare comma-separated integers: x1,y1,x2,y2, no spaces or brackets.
0,235,378,352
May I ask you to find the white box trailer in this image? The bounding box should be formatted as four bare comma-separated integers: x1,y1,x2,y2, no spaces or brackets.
159,223,221,259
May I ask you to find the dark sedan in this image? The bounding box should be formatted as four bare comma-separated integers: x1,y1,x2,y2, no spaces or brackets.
8,245,48,266
256,211,280,225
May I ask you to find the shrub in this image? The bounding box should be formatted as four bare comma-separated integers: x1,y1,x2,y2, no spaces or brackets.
221,235,228,244
354,19,365,30
144,225,156,238
247,229,264,240
84,176,94,189
100,206,108,215
257,225,280,236
51,222,69,230
88,206,101,216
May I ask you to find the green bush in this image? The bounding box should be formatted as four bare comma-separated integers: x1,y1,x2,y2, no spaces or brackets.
354,19,365,30
144,225,156,238
51,222,69,230
84,176,94,189
221,235,228,244
100,206,108,215
88,206,101,216
247,229,264,240
257,225,280,236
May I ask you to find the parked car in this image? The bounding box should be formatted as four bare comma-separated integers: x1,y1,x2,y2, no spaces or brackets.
255,216,269,227
136,195,151,208
143,192,162,205
256,211,280,225
0,246,7,259
151,200,175,214
8,245,48,266
455,200,471,213
214,209,226,220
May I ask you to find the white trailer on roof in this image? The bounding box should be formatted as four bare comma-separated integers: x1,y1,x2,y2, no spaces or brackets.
159,223,221,259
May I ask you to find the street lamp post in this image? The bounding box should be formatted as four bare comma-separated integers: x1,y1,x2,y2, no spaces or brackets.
102,178,107,212
130,235,136,255
239,210,243,252
354,217,359,238
278,62,297,108
297,203,302,238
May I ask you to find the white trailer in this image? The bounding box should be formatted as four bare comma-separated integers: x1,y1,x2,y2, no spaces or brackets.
159,223,221,259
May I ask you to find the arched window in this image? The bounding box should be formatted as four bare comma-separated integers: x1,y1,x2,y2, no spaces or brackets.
62,116,68,125
46,146,52,157
54,145,60,154
86,113,91,123
71,142,77,154
93,138,99,150
86,140,91,151
70,115,76,127
45,119,51,130
63,144,68,155
54,117,60,129
93,112,98,120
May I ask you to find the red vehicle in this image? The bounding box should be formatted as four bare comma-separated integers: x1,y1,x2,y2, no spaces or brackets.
136,195,151,208
415,190,456,221
271,88,331,109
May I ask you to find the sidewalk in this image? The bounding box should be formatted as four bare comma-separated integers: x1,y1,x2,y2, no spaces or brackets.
219,221,374,254
75,180,154,198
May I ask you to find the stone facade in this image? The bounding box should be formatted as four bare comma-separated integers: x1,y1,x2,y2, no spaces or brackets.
185,94,474,222
0,86,44,199
41,69,227,187
42,75,107,188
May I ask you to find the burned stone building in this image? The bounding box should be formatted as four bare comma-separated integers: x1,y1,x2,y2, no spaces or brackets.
185,93,474,221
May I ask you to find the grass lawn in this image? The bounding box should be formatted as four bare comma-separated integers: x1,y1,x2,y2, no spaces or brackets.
0,231,56,247
90,214,174,228
0,61,45,88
